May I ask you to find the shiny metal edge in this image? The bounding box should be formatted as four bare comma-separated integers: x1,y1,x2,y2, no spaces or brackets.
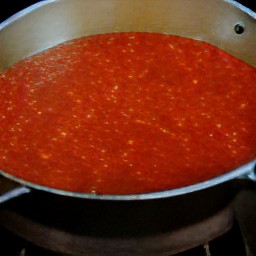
1,0,256,32
0,160,255,200
225,0,256,19
0,186,31,204
0,0,59,31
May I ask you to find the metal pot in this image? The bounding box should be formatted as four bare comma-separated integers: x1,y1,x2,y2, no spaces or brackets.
0,0,255,203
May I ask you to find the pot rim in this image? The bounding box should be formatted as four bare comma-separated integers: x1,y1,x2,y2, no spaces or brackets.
0,0,255,201
1,0,256,31
0,161,255,200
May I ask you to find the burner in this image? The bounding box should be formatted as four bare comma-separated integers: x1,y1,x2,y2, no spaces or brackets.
0,175,249,256
0,207,233,255
0,221,246,256
0,193,235,256
0,175,241,256
0,177,253,256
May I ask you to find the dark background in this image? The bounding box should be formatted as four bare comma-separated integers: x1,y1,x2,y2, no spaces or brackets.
0,0,42,21
0,0,256,22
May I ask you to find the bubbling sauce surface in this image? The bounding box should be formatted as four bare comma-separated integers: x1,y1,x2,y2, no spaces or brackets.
0,33,255,195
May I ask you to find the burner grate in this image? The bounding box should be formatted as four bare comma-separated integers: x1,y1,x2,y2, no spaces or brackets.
0,222,246,256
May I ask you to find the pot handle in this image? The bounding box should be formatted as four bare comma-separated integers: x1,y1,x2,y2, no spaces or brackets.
0,186,31,204
239,166,256,182
246,168,256,182
0,177,31,204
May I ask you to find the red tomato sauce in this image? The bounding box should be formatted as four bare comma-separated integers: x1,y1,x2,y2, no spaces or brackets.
0,33,255,195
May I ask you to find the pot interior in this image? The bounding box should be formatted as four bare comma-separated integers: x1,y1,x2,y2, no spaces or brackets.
0,0,256,72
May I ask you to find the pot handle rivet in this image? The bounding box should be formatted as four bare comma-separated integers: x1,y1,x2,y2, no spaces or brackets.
234,23,245,34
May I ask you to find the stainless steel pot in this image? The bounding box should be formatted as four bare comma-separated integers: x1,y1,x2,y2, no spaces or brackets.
0,0,255,202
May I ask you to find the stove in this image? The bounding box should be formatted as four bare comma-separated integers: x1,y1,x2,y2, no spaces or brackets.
0,221,247,256
0,176,256,256
0,1,256,256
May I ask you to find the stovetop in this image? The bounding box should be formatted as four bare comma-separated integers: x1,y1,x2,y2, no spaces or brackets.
0,1,256,256
0,221,247,256
0,186,255,256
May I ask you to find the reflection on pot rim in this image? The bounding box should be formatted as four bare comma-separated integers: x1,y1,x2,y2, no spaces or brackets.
0,160,255,200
